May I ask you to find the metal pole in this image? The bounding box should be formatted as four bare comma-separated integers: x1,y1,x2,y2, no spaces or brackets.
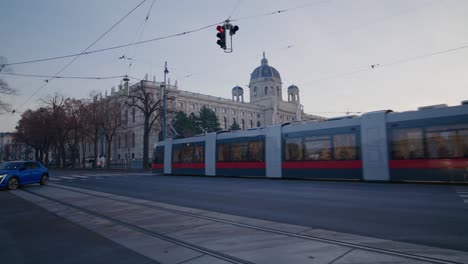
163,61,169,141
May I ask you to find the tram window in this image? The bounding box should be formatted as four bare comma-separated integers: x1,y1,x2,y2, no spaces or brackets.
232,142,249,161
217,144,230,161
248,141,264,161
285,138,303,161
182,144,194,163
193,145,204,163
426,124,468,158
460,130,468,157
303,136,332,160
172,147,182,163
333,134,357,160
153,147,164,164
391,128,424,159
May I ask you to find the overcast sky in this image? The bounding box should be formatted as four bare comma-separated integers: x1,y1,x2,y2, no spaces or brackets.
1,0,467,131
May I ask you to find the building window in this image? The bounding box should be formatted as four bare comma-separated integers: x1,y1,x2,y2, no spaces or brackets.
117,136,121,149
124,110,128,125
232,110,236,115
250,120,253,128
131,153,135,159
132,108,136,123
257,114,261,118
253,87,257,96
242,111,245,116
250,113,253,117
191,104,195,109
257,121,261,127
179,102,183,108
223,108,227,114
277,87,280,96
264,87,268,95
131,132,135,148
241,119,245,130
223,117,227,129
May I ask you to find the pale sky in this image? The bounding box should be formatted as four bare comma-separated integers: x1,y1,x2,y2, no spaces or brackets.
1,0,468,131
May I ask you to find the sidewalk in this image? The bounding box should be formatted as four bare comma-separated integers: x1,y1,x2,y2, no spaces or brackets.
0,191,156,264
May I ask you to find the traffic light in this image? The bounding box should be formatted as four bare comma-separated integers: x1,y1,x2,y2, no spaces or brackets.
216,25,226,50
230,25,239,36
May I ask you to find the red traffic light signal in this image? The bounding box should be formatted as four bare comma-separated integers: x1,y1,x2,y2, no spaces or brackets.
216,25,226,50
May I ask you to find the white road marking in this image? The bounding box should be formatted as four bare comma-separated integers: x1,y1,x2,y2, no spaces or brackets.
464,200,468,203
57,176,76,180
459,194,468,198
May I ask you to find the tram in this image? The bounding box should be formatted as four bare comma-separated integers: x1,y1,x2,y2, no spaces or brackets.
153,101,468,183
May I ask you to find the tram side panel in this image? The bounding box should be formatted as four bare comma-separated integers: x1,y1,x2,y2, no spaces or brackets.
205,133,217,176
164,138,173,174
216,130,267,177
282,120,363,180
266,125,283,178
387,106,468,183
360,111,391,181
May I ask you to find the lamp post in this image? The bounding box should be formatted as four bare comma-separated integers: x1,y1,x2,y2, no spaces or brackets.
163,62,169,141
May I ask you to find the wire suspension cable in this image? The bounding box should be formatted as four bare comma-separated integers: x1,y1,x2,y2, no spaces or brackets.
0,72,127,80
13,0,148,113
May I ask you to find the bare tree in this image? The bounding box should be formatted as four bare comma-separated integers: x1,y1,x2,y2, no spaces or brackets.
0,79,17,114
15,108,54,163
124,80,168,169
0,56,17,114
100,98,123,168
81,96,103,169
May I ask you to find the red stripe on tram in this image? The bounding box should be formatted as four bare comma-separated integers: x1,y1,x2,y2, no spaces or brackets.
389,159,468,169
282,160,363,169
172,163,205,169
216,162,266,169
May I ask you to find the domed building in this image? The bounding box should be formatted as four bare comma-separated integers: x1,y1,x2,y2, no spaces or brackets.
103,52,323,163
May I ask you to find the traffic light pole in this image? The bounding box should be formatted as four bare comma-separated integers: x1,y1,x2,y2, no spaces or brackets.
162,61,169,141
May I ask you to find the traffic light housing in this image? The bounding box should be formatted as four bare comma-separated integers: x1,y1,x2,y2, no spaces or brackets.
216,25,226,50
230,25,239,36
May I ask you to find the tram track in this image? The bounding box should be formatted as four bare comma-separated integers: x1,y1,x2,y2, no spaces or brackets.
25,184,466,264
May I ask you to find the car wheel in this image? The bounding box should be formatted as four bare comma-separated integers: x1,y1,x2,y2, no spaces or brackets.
7,177,19,190
40,174,49,185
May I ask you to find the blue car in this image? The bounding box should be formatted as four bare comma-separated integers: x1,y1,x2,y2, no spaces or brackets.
0,161,49,190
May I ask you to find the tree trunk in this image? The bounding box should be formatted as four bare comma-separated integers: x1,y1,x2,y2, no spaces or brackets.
60,142,67,168
81,141,86,168
143,117,150,169
35,148,39,161
106,138,112,169
93,134,98,169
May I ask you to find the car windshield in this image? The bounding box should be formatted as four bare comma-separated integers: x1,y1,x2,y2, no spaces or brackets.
0,162,23,170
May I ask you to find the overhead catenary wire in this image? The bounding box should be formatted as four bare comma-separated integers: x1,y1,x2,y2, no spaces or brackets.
123,0,158,75
12,0,148,113
0,72,128,80
3,1,333,67
303,42,468,84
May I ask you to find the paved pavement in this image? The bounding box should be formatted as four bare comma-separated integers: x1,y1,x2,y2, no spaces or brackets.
49,171,468,252
0,190,156,264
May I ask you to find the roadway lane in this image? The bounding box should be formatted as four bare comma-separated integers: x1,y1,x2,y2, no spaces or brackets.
50,171,468,252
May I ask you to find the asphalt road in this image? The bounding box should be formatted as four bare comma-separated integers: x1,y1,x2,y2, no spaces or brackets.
50,171,468,252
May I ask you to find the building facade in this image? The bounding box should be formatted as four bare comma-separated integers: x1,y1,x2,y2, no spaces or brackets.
86,53,322,167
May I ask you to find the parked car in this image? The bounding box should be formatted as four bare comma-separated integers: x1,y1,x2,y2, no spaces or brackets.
0,161,49,190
